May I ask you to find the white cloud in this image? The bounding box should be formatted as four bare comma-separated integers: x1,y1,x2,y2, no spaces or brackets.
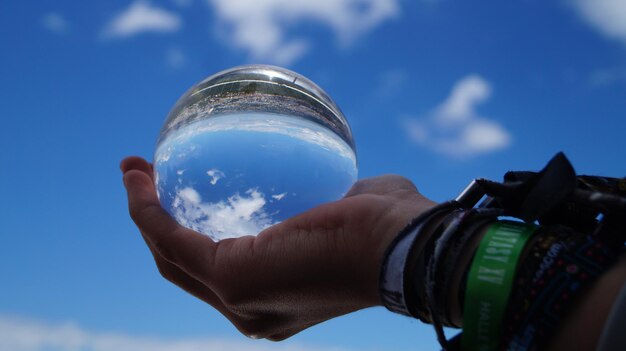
403,75,511,157
172,186,276,241
42,12,69,34
102,1,182,39
436,75,491,124
0,314,351,351
206,168,225,185
207,0,400,64
572,0,626,44
272,192,287,200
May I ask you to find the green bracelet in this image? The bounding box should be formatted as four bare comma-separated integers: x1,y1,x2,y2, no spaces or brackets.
462,221,536,351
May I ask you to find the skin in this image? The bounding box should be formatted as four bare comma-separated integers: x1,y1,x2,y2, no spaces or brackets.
121,156,435,341
121,156,625,348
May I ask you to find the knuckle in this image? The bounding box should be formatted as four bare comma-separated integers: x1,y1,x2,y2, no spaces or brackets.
232,316,278,340
266,333,289,342
229,315,259,337
345,175,419,197
153,239,176,263
382,174,418,190
155,262,172,281
235,323,263,339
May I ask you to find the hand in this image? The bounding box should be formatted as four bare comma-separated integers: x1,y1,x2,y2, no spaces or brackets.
121,156,436,341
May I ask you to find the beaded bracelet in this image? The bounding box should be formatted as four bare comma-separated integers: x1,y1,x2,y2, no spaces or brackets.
502,226,620,350
498,226,567,348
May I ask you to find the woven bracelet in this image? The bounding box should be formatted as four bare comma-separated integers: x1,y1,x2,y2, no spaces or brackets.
502,227,620,350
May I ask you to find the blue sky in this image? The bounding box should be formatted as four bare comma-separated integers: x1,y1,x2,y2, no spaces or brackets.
1,0,625,350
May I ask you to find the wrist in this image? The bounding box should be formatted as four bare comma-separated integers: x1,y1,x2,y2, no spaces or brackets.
349,191,438,308
378,200,459,317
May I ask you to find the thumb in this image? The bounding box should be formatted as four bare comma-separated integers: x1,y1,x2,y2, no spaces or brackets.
120,157,218,280
120,156,181,253
122,163,180,239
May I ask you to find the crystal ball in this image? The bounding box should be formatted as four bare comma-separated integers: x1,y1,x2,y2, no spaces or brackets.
154,65,358,241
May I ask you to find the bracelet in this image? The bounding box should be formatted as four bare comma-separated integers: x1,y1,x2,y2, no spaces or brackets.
423,209,468,347
454,210,502,321
385,154,626,351
420,208,500,348
412,207,466,324
498,226,564,349
502,226,620,350
462,221,536,351
434,208,502,327
379,201,461,318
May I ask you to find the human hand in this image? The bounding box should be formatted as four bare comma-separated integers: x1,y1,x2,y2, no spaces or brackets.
121,156,436,341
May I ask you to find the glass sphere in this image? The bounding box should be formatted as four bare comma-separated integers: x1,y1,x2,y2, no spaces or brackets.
154,65,358,241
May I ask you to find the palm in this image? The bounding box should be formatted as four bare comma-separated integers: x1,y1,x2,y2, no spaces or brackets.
121,156,434,340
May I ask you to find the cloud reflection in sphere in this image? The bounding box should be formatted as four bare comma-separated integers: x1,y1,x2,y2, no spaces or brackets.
154,65,358,241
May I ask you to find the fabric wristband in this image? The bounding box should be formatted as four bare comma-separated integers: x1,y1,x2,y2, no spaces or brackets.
379,201,460,318
462,221,536,351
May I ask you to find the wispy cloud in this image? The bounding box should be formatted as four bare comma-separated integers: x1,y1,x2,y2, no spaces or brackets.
102,1,182,39
571,0,626,45
403,75,511,157
207,0,400,65
206,168,225,185
42,12,69,35
272,192,287,201
0,314,352,351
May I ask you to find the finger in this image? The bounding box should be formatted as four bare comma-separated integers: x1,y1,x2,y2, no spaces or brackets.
139,229,225,308
142,228,288,340
120,156,155,182
122,166,218,282
344,174,418,197
139,231,266,338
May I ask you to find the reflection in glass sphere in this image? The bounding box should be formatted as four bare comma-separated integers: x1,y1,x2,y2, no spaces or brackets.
154,65,358,241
